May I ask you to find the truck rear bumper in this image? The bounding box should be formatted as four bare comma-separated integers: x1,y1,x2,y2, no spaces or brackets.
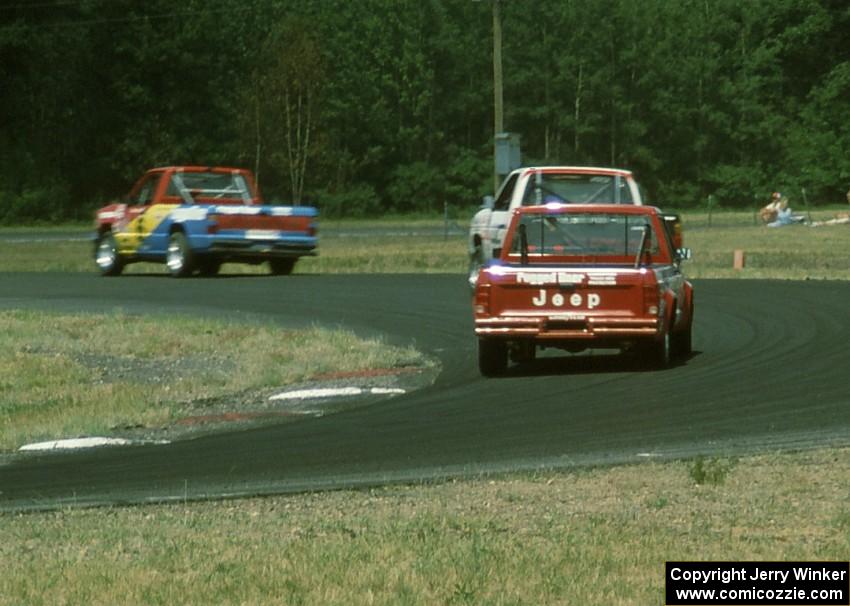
474,316,658,340
205,239,317,259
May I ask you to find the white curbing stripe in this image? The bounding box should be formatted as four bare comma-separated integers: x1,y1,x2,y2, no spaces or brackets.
20,437,133,452
269,387,406,401
18,437,171,452
270,387,363,400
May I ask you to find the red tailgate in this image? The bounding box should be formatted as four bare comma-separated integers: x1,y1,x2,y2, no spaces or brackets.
475,267,658,339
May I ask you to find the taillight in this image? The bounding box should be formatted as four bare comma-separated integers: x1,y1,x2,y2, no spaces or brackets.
474,284,491,315
207,214,219,234
474,271,492,314
308,222,317,237
643,278,659,316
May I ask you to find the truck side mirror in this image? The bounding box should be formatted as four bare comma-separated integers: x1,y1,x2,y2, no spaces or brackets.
676,248,692,261
481,195,495,210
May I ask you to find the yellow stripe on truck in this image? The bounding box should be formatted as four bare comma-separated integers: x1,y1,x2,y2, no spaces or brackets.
114,204,179,254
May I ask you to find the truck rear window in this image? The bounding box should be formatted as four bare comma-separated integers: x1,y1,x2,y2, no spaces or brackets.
508,213,659,257
166,172,253,202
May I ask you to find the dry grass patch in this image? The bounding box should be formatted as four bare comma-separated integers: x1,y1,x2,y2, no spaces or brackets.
0,310,430,451
1,448,848,605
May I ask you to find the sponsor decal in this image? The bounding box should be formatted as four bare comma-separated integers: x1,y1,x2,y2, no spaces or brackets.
518,271,557,285
211,205,262,215
558,272,585,284
588,273,617,285
515,271,620,287
532,289,601,309
550,312,586,321
245,229,281,240
516,271,586,286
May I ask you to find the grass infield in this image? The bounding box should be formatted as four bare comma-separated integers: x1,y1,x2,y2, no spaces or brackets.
0,310,429,453
1,449,848,604
2,208,850,277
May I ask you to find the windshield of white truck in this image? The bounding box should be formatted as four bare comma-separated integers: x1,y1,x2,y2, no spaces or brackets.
508,212,659,258
521,174,633,205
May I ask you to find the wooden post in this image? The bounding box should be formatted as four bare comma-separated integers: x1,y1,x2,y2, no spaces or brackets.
733,249,745,270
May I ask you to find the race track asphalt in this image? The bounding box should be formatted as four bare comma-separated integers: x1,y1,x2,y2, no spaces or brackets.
1,272,849,510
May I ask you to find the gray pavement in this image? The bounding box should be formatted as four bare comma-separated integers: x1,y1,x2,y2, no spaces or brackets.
1,273,849,510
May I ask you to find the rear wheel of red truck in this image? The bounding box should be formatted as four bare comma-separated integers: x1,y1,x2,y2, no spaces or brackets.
269,258,296,276
650,329,671,368
672,300,694,357
510,341,536,364
478,338,507,377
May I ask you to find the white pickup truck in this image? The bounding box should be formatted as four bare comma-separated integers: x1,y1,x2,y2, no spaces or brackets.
468,166,681,286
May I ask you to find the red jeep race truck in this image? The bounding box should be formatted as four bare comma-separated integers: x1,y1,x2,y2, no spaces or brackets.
468,166,683,287
94,166,317,277
472,204,693,376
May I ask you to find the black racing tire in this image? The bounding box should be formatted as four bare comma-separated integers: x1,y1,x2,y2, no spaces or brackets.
478,338,508,377
166,232,195,278
510,340,537,364
651,328,672,368
672,299,694,358
269,258,296,276
672,320,693,358
94,232,124,277
197,258,221,277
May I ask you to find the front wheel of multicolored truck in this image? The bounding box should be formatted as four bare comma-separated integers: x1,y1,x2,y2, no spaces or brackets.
269,258,296,276
166,232,195,278
478,338,507,377
94,232,124,277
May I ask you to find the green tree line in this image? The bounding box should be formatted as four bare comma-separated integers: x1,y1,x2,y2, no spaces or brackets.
1,0,848,222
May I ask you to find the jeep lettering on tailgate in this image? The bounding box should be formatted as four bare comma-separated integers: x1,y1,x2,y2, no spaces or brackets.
531,290,601,309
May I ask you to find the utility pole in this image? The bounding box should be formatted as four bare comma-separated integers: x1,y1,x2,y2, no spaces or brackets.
492,0,503,192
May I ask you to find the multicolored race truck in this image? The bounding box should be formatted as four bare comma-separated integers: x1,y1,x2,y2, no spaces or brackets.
472,203,694,376
93,166,317,277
